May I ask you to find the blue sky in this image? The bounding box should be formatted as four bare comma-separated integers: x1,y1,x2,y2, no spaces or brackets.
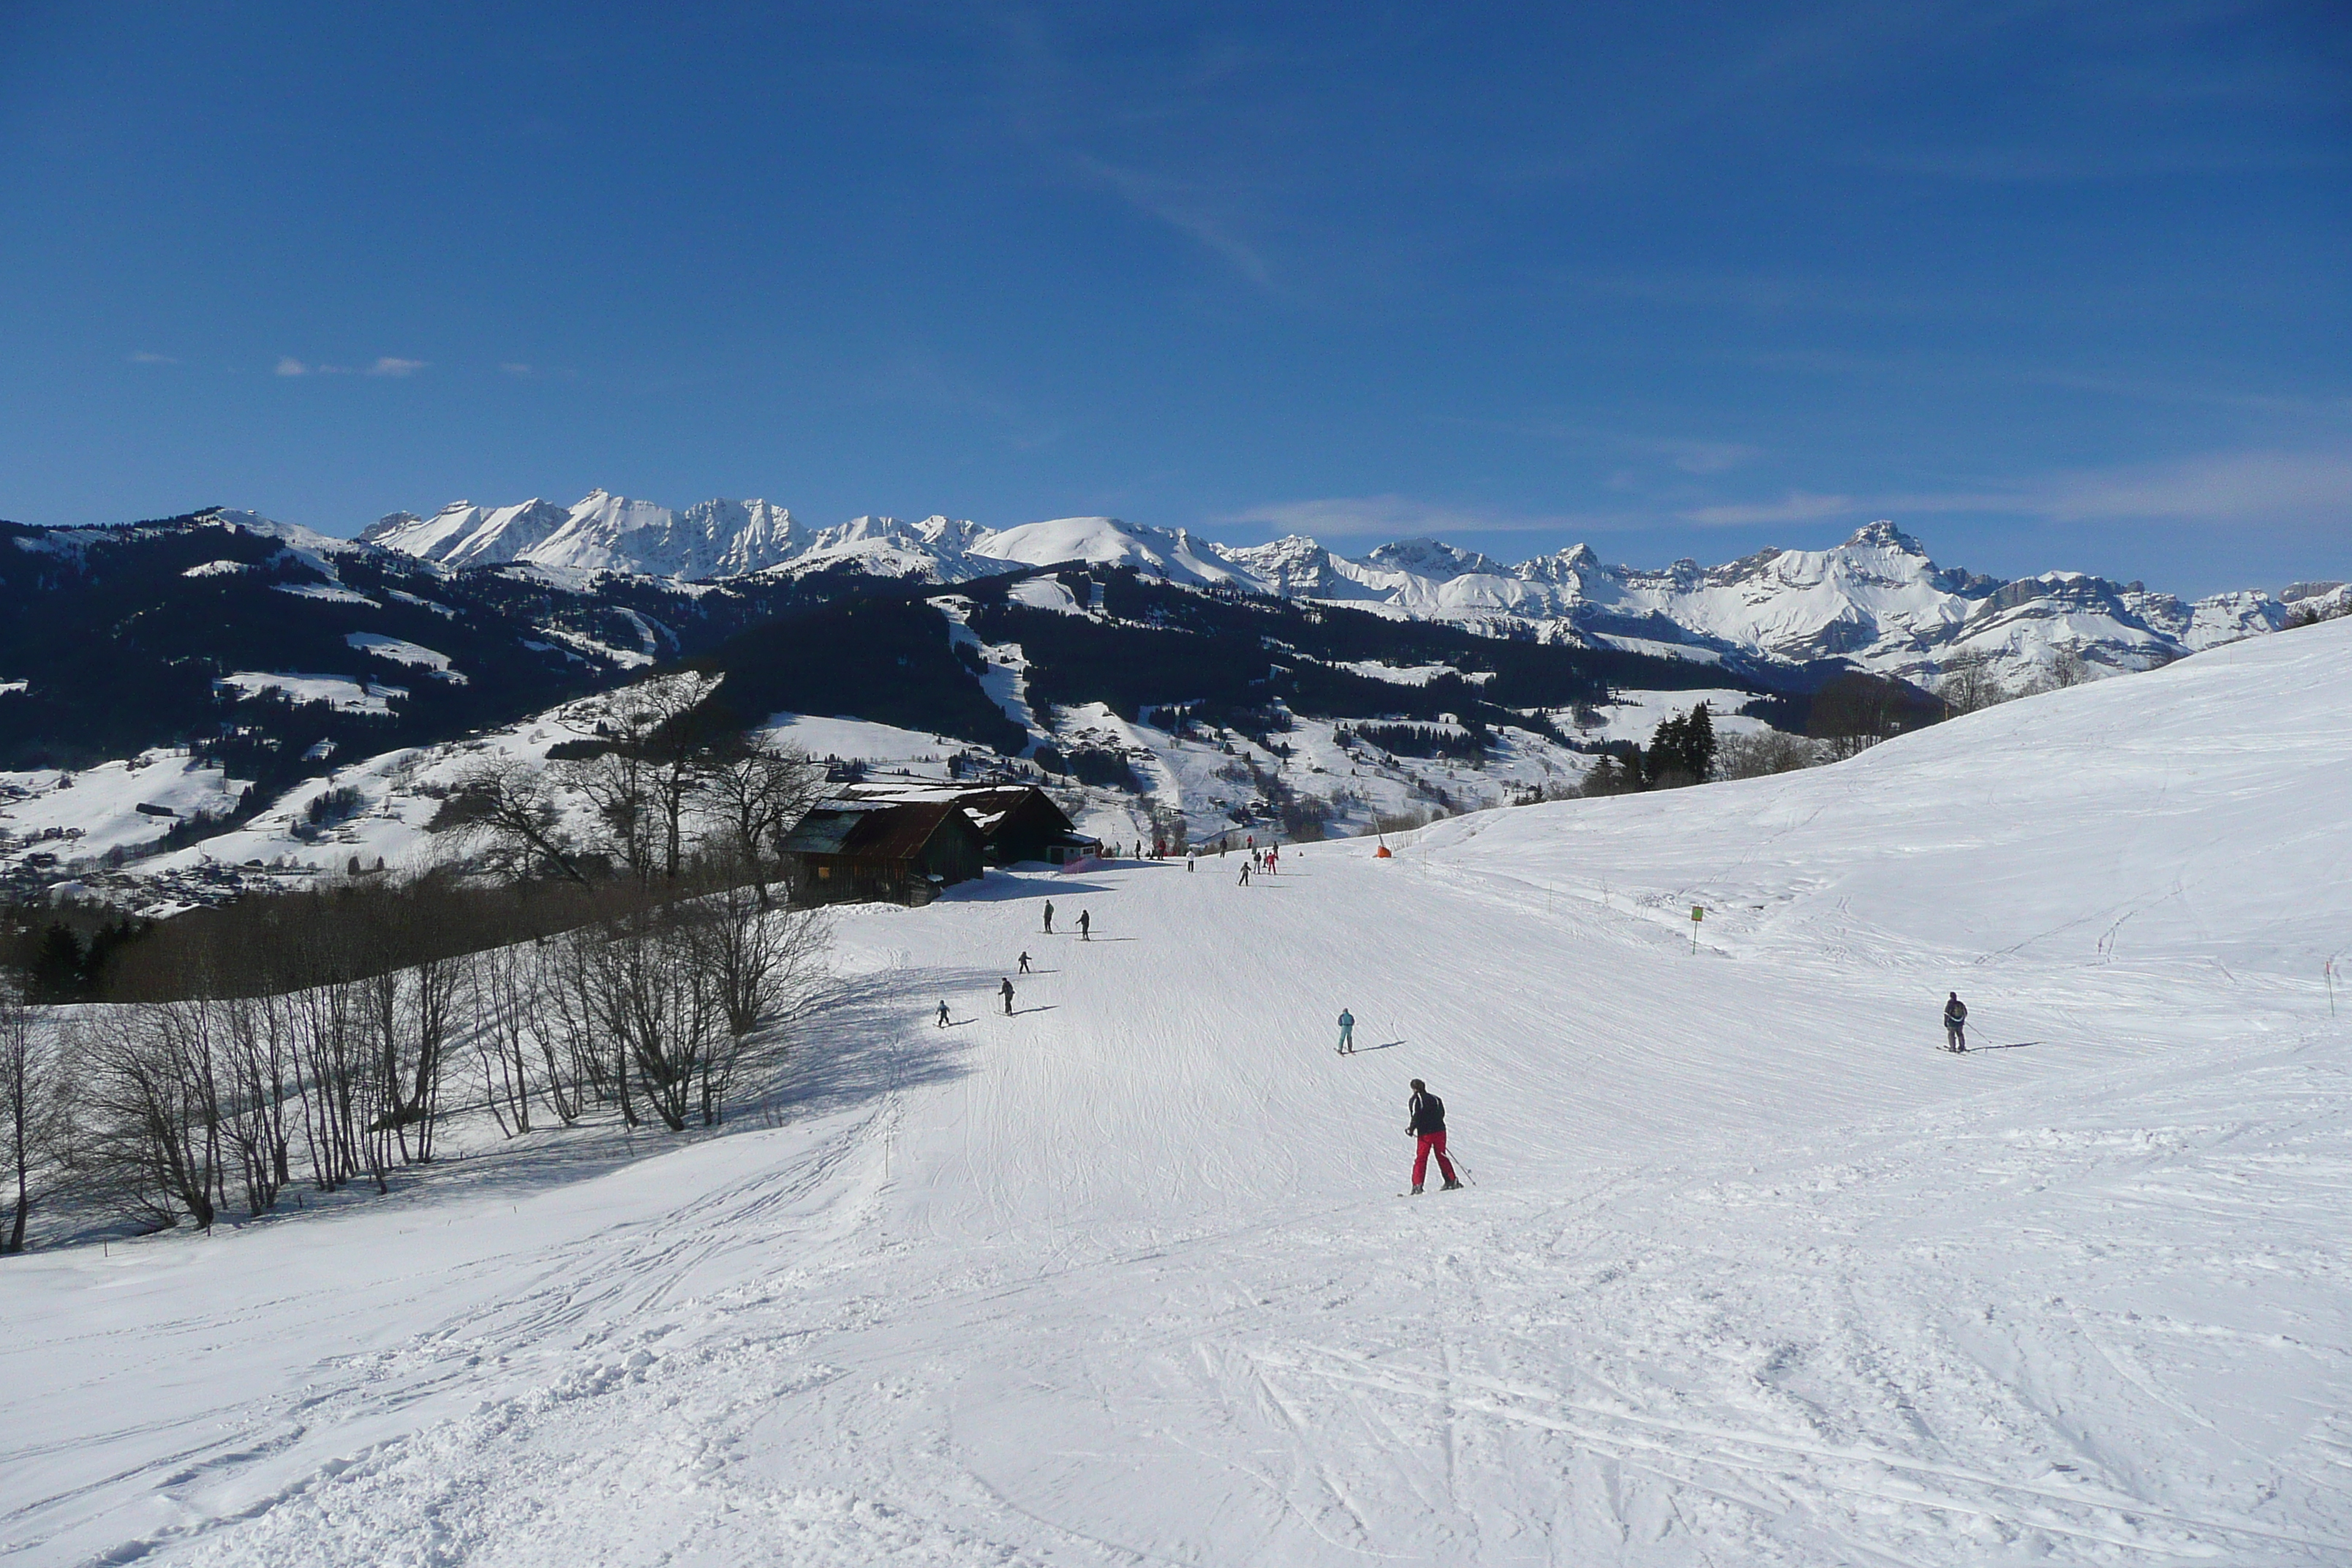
1,1,2345,594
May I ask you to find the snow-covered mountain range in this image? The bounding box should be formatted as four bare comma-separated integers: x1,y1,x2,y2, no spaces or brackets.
363,491,2347,687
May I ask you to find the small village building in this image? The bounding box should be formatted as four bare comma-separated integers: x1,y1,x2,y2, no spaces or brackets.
777,799,986,906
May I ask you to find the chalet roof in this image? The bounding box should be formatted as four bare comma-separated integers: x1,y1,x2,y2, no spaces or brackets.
776,806,868,856
780,799,977,862
834,782,1078,842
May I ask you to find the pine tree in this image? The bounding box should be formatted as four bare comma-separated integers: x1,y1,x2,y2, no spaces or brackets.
1686,704,1716,780
1643,704,1716,788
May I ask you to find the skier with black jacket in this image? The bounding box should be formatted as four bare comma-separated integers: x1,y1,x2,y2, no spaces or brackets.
1943,992,1968,1052
1406,1079,1461,1194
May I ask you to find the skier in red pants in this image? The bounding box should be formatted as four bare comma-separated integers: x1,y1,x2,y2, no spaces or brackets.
1406,1079,1460,1194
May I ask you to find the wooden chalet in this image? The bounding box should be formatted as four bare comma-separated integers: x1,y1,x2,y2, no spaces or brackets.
777,798,986,906
834,783,1098,867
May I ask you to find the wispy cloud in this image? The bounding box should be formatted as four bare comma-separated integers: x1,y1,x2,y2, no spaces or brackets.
499,362,533,377
859,350,1071,452
2032,447,2352,525
1211,445,2348,561
1679,448,2352,532
1851,145,2345,183
1433,415,1768,477
1646,438,1763,475
1218,494,1634,540
2025,370,2352,421
1568,269,1931,319
1067,151,1273,290
274,355,426,378
1680,491,1858,527
127,350,178,365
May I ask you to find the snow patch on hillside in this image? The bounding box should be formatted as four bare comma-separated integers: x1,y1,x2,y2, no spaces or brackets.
344,633,464,682
271,583,380,608
1004,577,1085,614
214,671,403,714
0,752,247,864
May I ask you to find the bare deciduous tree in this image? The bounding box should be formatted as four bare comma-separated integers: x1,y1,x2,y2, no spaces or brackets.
219,992,295,1216
696,736,823,906
2,977,71,1254
470,940,542,1136
576,910,717,1132
450,756,589,884
1714,729,1822,780
80,1003,230,1230
683,889,829,1124
562,674,726,884
1937,651,2008,717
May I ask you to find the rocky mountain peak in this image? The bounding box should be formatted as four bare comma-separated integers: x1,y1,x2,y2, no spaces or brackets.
1844,519,1929,556
1362,538,1507,579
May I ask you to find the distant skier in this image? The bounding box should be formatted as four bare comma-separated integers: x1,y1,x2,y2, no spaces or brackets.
1943,992,1968,1052
937,1000,951,1028
1406,1079,1461,1194
1018,951,1032,974
1043,901,1055,935
1000,977,1015,1015
1238,862,1251,886
1337,1008,1355,1055
1077,909,1092,941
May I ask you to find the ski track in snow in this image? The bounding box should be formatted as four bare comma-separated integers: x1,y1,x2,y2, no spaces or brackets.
4,624,2352,1565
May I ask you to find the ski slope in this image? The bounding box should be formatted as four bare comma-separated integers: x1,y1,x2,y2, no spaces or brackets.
4,622,2351,1565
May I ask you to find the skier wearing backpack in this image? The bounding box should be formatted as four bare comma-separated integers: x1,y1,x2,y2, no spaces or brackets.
1337,1009,1355,1054
1943,992,1968,1052
1406,1079,1460,1194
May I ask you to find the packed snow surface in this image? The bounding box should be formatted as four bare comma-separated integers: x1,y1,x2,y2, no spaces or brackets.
5,623,2351,1565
